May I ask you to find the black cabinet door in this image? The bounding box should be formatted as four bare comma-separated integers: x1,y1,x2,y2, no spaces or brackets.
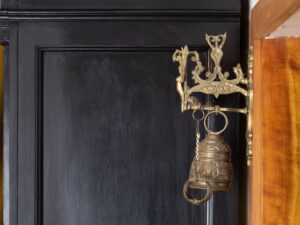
2,3,245,225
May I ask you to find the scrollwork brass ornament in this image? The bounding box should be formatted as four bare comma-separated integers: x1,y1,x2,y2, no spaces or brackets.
173,33,253,205
173,32,251,113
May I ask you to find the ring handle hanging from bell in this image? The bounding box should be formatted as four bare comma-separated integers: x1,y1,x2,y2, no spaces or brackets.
183,181,213,205
204,110,228,135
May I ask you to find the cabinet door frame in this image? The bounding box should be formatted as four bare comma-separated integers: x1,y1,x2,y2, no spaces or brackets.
0,8,244,225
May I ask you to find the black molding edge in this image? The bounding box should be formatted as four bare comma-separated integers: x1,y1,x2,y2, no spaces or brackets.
34,45,209,225
238,1,249,225
38,45,208,52
0,9,240,22
3,23,18,225
35,46,43,225
0,22,9,45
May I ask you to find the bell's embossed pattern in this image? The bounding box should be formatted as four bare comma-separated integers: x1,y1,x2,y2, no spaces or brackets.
183,110,233,205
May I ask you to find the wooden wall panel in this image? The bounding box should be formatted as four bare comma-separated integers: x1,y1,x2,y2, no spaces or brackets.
255,38,300,225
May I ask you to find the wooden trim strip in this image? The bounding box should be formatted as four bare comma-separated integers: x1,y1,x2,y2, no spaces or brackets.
250,39,263,225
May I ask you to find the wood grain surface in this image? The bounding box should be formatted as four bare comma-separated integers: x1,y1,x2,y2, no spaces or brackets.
251,39,263,225
251,0,300,39
253,38,300,225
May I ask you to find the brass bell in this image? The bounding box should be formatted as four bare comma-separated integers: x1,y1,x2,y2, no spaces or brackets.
183,110,233,205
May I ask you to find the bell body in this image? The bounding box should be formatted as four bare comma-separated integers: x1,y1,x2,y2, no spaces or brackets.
188,133,233,192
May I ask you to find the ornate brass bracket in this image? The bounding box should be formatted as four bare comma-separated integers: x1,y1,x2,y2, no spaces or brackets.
173,33,253,165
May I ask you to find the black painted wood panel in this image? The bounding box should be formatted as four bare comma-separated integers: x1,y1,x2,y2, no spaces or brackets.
2,0,240,11
2,2,246,225
43,50,186,225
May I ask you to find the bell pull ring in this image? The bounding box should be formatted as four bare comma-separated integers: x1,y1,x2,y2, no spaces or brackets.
183,110,233,205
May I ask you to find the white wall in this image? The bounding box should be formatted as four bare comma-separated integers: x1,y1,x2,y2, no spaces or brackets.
250,0,259,9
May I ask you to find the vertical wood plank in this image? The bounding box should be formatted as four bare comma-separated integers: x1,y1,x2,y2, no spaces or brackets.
251,39,263,225
254,38,300,225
